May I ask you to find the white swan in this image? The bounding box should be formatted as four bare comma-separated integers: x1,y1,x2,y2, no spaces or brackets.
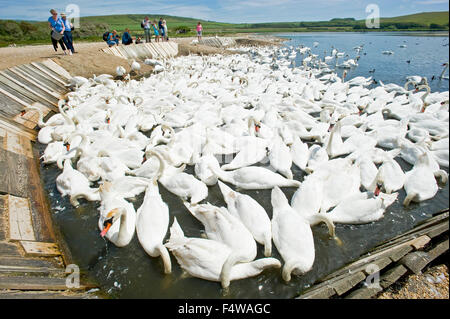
183,202,257,288
208,156,300,190
150,150,208,204
136,180,172,274
218,181,272,257
271,187,315,282
403,153,441,206
56,159,100,207
165,218,280,286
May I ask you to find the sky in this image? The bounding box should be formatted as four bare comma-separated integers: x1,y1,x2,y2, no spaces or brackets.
0,0,448,23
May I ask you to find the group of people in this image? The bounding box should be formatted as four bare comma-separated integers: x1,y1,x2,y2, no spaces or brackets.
48,9,75,55
142,17,169,43
106,29,141,47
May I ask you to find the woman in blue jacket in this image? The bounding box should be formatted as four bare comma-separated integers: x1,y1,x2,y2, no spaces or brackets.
107,30,120,47
48,9,68,55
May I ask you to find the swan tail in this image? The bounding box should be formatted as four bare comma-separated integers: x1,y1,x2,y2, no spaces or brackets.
403,192,417,207
157,244,172,274
165,218,188,251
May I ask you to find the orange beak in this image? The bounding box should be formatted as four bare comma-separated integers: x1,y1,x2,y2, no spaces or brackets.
66,144,70,151
255,125,260,133
142,155,147,164
20,110,26,116
374,185,381,196
100,222,112,237
107,118,110,124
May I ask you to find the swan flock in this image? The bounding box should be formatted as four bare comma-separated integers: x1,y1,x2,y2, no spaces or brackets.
27,43,449,290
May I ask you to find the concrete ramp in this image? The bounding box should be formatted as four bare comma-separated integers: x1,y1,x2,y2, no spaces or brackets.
198,37,236,48
102,42,178,60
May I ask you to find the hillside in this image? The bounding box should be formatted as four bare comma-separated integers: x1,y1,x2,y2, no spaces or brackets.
0,11,448,47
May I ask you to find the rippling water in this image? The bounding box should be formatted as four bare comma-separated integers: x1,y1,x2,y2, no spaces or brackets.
278,31,449,93
40,32,449,299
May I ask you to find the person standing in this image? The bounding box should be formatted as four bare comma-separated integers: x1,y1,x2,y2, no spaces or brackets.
61,13,75,54
158,18,164,41
142,16,151,43
48,9,68,55
152,20,160,42
196,22,203,41
163,19,168,41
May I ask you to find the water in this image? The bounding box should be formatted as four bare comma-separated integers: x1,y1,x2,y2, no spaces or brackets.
277,31,449,93
40,32,449,299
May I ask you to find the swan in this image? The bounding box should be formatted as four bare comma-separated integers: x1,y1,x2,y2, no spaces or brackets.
194,154,220,186
325,191,398,224
136,180,172,274
290,136,309,171
439,62,449,80
131,60,141,73
268,135,293,179
403,153,441,206
221,136,268,171
373,151,406,194
149,150,208,204
208,156,301,190
97,181,136,247
56,159,100,207
271,187,316,282
116,66,126,77
165,218,281,286
183,202,257,288
218,181,272,257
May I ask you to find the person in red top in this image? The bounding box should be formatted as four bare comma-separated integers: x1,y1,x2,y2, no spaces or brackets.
196,22,203,41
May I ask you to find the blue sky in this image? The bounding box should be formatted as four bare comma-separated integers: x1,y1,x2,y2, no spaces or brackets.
0,0,448,23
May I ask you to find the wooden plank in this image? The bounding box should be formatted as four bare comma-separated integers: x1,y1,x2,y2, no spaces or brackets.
0,291,98,299
4,131,34,158
332,271,366,296
9,66,61,100
0,242,21,257
10,66,66,94
40,59,72,81
0,149,30,197
28,62,68,86
0,71,59,105
12,102,51,129
0,82,34,109
0,257,58,269
345,286,382,299
380,264,408,289
0,91,25,118
297,286,336,299
0,275,92,291
7,195,35,241
20,241,61,257
27,63,68,91
4,67,61,94
26,154,57,244
0,114,37,140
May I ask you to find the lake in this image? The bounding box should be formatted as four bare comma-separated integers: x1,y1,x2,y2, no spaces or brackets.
40,31,449,299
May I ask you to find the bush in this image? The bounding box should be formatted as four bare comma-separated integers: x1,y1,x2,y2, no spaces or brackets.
175,25,190,34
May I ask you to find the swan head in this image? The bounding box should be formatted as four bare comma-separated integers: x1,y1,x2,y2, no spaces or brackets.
100,208,125,237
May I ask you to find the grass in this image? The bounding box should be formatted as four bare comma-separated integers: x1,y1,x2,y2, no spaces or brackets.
0,11,448,47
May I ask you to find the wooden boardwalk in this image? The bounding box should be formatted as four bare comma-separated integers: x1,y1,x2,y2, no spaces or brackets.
297,209,449,299
0,59,101,299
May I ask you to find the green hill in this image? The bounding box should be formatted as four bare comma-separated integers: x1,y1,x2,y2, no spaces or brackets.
0,11,448,47
379,11,449,26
